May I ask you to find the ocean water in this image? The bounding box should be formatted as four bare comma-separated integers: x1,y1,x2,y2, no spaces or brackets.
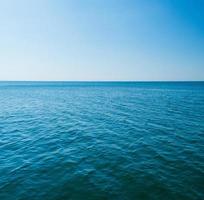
0,81,204,200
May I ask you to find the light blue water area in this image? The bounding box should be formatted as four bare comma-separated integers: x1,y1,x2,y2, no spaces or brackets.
0,82,204,200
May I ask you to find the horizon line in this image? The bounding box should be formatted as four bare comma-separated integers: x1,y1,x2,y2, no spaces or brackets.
0,80,203,82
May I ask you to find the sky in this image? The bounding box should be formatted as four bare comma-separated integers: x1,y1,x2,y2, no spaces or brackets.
0,0,203,81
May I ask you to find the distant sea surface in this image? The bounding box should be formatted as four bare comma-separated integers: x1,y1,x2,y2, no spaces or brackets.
0,81,204,200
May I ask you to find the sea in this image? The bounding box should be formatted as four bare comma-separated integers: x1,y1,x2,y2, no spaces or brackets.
0,81,204,200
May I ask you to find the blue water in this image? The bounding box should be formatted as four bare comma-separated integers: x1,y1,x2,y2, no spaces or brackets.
0,82,204,200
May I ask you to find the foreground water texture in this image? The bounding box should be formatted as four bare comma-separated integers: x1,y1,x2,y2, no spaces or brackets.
0,82,204,200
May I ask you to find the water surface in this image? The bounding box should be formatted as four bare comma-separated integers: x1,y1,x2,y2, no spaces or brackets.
0,82,204,200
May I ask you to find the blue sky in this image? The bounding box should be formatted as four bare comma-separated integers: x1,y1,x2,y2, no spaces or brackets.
0,0,203,81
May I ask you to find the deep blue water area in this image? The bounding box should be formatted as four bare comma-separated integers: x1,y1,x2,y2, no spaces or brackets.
0,82,204,200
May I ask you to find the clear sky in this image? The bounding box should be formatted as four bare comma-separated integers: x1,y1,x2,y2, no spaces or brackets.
0,0,203,81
